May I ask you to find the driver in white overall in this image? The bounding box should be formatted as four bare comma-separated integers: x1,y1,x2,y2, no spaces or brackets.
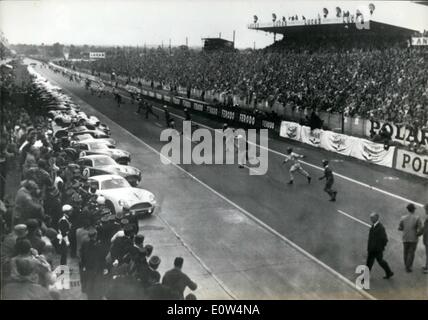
283,147,311,185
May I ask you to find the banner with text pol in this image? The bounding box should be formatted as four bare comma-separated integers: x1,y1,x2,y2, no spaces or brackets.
394,149,428,178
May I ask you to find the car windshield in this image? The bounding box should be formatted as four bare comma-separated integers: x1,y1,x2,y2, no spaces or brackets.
88,141,109,149
93,157,116,166
100,178,130,190
76,134,92,141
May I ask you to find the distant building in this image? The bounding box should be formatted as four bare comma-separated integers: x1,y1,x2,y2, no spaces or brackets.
89,52,106,59
202,38,235,51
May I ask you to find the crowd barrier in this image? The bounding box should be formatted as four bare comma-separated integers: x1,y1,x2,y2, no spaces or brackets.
279,121,428,178
48,62,428,179
279,121,396,168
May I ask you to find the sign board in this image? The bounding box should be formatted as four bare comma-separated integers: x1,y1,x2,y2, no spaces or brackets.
411,37,428,46
395,149,428,178
89,52,106,59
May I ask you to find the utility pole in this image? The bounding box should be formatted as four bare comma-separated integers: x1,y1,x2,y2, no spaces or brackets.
186,37,188,47
169,38,171,55
233,30,236,47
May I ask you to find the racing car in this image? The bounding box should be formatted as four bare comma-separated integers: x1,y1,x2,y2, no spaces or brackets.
54,125,111,140
77,154,141,186
69,133,116,147
87,174,156,218
73,140,131,164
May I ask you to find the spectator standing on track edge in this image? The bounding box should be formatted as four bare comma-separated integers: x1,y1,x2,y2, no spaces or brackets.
398,203,423,273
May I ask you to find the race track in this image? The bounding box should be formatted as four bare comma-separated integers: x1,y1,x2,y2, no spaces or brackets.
30,60,428,299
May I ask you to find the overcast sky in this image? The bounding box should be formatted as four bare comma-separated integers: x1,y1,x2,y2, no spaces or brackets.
1,0,427,48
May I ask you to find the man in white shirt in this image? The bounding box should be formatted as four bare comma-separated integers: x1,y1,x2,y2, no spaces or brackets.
283,147,311,185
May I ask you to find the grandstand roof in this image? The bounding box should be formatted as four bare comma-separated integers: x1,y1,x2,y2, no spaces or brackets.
202,37,234,51
248,18,418,38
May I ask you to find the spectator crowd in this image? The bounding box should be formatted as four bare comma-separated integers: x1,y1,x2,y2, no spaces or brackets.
1,59,198,300
64,36,428,135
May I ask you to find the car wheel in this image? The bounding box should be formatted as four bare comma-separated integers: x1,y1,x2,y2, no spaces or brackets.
116,157,130,165
105,200,116,216
127,176,139,187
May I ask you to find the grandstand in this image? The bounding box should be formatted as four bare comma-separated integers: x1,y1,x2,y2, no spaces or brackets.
248,15,417,51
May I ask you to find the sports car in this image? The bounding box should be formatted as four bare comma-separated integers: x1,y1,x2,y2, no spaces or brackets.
73,140,131,164
54,125,110,140
87,174,156,218
69,133,117,147
77,154,141,186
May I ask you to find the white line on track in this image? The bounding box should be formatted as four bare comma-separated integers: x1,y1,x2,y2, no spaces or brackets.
42,68,376,300
242,164,263,175
337,210,371,228
155,214,237,300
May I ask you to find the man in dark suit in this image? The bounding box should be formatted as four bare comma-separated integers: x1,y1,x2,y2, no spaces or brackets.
366,212,394,279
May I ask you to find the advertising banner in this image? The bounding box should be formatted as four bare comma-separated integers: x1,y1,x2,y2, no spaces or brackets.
172,97,181,105
300,127,322,148
89,52,106,59
279,121,301,141
261,120,275,130
183,100,192,108
320,131,355,156
192,102,204,112
238,112,256,126
366,120,428,148
220,109,236,121
206,105,219,117
411,37,428,46
395,149,428,178
351,139,395,167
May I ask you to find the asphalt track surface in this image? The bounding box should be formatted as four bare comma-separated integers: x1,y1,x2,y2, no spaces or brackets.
32,61,427,299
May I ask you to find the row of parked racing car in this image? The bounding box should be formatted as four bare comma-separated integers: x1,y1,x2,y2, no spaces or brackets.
29,64,157,219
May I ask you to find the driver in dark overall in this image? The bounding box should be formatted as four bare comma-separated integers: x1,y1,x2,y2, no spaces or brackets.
319,160,337,202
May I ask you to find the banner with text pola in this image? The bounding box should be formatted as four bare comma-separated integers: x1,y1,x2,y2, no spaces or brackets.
394,149,428,178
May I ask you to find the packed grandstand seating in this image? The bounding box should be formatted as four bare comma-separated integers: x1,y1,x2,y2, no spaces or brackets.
61,39,428,134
